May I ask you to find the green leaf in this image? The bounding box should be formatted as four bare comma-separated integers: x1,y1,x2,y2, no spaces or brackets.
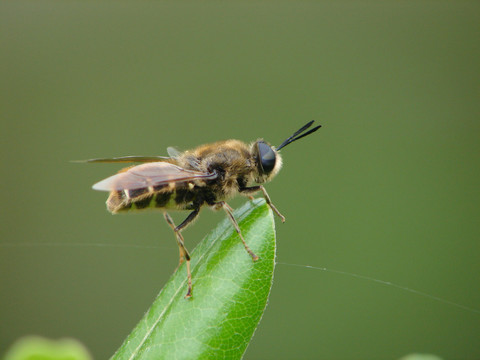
112,198,276,360
399,355,444,360
4,336,92,360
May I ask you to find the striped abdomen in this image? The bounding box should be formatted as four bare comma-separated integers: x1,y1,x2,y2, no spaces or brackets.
106,183,199,213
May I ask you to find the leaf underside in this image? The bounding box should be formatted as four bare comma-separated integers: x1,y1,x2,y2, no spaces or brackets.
111,198,276,360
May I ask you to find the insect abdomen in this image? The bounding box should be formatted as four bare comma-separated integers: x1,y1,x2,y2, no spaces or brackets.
106,184,198,213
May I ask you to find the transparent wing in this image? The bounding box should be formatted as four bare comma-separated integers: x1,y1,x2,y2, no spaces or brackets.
166,147,202,169
76,155,171,163
167,147,182,158
92,162,217,191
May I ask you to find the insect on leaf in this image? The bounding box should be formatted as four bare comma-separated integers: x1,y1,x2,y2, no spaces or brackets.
111,199,276,360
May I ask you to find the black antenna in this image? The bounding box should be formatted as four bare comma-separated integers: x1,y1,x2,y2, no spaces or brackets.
276,121,321,151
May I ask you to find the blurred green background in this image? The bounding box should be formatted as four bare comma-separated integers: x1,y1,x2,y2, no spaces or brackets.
1,1,479,359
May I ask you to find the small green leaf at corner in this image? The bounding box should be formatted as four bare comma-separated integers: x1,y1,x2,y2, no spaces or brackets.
399,354,444,360
3,336,92,360
112,198,276,360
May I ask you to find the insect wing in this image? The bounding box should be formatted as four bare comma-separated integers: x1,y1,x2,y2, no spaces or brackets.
167,147,182,159
167,147,201,169
92,162,217,191
78,155,171,163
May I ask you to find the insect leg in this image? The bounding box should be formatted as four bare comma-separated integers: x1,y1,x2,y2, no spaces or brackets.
163,212,187,267
163,209,200,298
216,201,259,261
239,185,286,223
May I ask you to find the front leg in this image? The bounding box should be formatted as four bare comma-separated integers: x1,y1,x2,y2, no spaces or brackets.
239,185,286,223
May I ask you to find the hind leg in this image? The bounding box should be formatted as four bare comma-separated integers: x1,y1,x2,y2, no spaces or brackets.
163,209,200,298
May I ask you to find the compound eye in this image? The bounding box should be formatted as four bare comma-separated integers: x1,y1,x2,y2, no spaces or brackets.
257,141,276,174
